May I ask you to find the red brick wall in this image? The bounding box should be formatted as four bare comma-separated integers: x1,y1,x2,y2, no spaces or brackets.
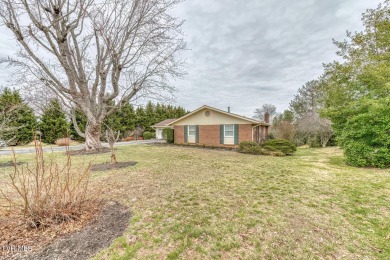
199,125,221,146
174,124,253,147
239,124,252,143
174,126,184,144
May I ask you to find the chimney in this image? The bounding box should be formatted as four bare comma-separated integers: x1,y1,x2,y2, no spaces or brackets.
264,112,270,124
228,107,231,113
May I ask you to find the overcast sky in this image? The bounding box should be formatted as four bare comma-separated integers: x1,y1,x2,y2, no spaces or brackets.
0,0,383,117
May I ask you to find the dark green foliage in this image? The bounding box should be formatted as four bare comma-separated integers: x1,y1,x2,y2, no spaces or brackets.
104,102,137,138
263,139,297,155
70,108,87,141
319,3,390,167
337,99,390,168
262,145,277,151
266,133,275,140
238,141,258,151
39,99,69,144
136,101,188,133
162,128,174,143
0,88,37,145
143,131,154,140
242,145,266,155
238,140,292,156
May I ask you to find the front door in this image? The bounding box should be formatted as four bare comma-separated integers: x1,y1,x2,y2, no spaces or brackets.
157,129,163,139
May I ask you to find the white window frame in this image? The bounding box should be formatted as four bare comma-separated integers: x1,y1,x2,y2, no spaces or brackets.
224,124,234,137
188,125,196,136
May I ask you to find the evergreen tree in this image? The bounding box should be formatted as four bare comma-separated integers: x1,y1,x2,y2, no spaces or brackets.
0,88,37,145
104,102,137,138
135,106,147,130
320,2,390,167
70,108,87,141
39,99,69,144
144,101,156,132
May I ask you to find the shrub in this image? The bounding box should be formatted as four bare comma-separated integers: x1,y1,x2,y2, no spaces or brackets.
238,141,258,151
122,136,134,141
143,131,154,140
162,128,174,143
270,151,286,157
262,139,297,155
238,141,269,155
0,138,99,228
55,138,71,146
266,133,275,140
338,103,390,168
262,145,277,151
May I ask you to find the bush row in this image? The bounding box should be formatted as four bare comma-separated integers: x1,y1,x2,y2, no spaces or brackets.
238,139,297,156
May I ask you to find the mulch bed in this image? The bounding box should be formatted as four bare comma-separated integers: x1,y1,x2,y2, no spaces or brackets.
90,161,137,172
67,147,111,156
16,201,131,260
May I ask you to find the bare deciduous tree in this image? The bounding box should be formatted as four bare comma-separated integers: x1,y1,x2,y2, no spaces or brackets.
0,105,22,145
253,104,277,122
0,0,186,150
297,111,333,148
271,121,296,141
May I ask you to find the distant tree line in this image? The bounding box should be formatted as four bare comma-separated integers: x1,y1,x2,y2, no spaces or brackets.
0,88,187,145
71,101,188,141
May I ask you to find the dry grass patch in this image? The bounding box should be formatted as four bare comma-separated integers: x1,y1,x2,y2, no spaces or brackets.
1,145,390,259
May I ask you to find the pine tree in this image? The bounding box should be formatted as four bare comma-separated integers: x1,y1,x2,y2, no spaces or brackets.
0,88,37,145
39,99,69,144
70,108,87,141
104,102,137,138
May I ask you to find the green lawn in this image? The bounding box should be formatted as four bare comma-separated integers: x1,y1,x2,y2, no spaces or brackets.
1,145,389,259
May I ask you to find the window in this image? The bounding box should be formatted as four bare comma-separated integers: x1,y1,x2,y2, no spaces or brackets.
188,125,196,136
224,125,234,137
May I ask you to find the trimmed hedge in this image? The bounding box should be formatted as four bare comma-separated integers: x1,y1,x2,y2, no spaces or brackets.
238,139,296,156
238,141,258,151
263,139,297,155
239,142,266,155
143,131,154,140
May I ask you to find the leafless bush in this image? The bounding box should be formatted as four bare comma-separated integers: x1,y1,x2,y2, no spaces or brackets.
297,111,333,148
0,138,99,229
55,138,71,146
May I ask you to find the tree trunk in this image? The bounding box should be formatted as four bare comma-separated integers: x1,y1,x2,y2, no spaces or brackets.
85,122,103,151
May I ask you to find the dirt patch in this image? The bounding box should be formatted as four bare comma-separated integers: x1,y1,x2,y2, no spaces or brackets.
0,161,25,168
67,147,111,156
90,161,137,172
17,201,131,260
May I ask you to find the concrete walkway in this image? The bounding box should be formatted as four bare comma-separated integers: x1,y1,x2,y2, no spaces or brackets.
0,139,165,156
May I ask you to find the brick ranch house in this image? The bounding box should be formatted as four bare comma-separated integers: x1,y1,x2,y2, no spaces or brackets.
164,105,270,147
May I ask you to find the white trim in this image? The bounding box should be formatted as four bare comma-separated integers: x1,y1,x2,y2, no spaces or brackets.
188,125,196,136
223,124,235,145
224,124,234,137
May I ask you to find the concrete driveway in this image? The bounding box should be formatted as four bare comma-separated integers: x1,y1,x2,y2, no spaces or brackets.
0,139,165,156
